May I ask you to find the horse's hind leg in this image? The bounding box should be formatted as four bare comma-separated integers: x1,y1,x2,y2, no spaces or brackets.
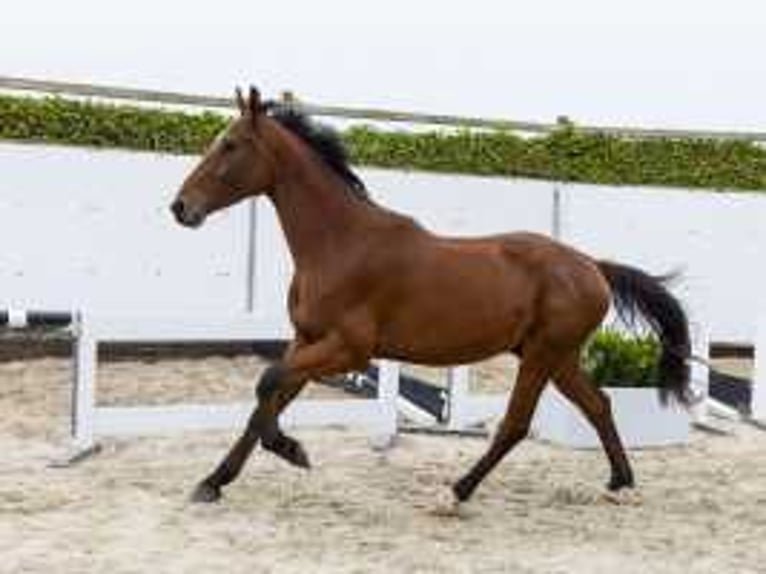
453,349,557,503
553,355,634,491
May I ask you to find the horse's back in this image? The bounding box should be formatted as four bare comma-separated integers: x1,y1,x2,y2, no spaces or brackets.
430,229,611,346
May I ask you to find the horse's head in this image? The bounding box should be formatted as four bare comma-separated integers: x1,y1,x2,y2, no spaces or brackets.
171,86,276,228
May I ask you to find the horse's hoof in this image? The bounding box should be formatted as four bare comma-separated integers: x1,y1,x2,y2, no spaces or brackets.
452,477,473,503
265,434,311,469
431,486,464,518
191,481,222,504
284,440,311,469
607,473,635,492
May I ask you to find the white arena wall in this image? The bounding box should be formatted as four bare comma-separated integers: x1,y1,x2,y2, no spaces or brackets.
1,141,764,344
0,142,253,314
560,184,766,344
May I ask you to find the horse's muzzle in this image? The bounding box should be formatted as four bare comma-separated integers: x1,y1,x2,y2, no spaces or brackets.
170,198,205,228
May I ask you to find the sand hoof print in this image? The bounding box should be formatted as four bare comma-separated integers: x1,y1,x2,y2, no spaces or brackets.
602,487,643,506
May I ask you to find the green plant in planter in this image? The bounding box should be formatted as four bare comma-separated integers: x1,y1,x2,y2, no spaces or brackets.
582,329,661,388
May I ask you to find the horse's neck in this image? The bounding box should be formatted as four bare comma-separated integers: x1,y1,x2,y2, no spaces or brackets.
267,150,367,269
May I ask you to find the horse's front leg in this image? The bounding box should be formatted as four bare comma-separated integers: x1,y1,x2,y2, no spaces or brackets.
192,331,363,503
255,364,311,468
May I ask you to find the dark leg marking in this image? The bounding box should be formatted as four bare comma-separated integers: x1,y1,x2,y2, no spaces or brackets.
191,365,289,503
554,359,635,492
256,363,287,402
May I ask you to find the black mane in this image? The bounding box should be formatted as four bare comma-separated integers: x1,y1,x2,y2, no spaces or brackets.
266,104,370,202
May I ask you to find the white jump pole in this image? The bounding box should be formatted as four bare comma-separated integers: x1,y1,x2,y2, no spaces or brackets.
68,312,405,452
370,359,400,449
753,313,766,423
71,312,98,453
690,327,711,425
446,365,471,432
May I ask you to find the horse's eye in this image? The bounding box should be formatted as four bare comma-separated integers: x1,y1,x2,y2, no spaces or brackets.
221,139,236,153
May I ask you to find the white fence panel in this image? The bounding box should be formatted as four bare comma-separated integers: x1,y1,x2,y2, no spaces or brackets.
368,169,554,236
2,142,765,347
70,312,400,449
0,142,253,313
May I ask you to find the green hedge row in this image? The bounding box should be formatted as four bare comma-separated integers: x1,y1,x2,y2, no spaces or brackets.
1,94,765,191
0,95,224,152
350,125,766,191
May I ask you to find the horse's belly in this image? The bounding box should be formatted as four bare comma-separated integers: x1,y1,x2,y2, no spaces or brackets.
375,291,529,366
379,338,514,366
371,239,537,365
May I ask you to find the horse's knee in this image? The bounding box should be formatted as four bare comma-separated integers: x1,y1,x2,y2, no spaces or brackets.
256,364,287,402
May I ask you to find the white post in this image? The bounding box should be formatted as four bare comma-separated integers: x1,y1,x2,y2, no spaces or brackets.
753,317,766,422
370,360,400,449
551,184,562,240
245,198,259,313
690,328,710,425
446,365,471,431
72,312,98,450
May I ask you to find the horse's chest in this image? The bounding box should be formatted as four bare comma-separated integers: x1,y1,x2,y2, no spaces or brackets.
287,273,355,340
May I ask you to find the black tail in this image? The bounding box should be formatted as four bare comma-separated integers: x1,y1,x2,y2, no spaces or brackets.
597,260,691,406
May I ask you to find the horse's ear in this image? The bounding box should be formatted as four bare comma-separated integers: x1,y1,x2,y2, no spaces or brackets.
235,87,247,115
248,85,262,117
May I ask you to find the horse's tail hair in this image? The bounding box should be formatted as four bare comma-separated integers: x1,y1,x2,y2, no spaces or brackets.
597,260,692,406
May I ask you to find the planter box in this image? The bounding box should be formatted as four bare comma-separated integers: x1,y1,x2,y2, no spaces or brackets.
532,385,691,449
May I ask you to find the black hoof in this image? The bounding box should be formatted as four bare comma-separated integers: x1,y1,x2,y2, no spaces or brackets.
282,441,311,470
264,434,311,469
607,474,635,492
286,441,311,469
452,477,473,503
191,480,222,503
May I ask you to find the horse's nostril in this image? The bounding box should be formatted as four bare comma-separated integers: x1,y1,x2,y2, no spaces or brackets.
170,200,185,220
170,198,205,228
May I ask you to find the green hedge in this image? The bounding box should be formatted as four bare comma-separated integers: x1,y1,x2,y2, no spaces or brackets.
1,94,765,191
583,330,661,388
0,95,224,152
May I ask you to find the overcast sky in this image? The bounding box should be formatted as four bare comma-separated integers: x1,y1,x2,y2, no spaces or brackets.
2,0,765,131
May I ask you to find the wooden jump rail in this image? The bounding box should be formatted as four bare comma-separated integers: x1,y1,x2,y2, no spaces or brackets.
2,75,766,142
0,309,74,329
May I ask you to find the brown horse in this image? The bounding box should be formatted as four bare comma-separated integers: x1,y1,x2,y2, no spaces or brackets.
171,87,691,505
